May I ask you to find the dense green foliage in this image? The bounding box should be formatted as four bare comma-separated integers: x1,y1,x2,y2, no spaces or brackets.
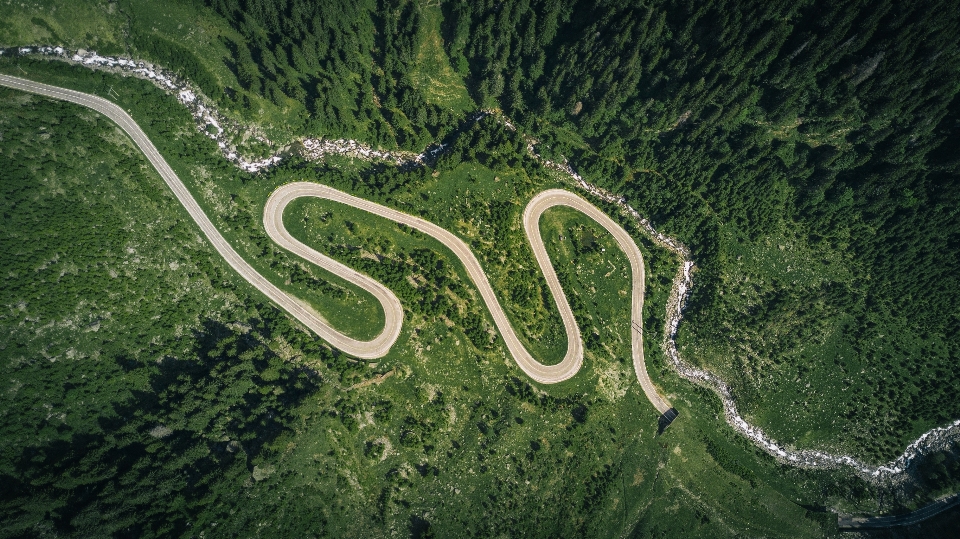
2,0,960,536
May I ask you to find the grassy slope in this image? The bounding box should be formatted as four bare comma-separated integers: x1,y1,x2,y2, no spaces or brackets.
0,1,127,54
682,225,857,449
409,4,473,113
230,163,841,538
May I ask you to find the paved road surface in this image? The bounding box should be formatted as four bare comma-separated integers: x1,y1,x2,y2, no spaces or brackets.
838,493,960,529
1,74,672,414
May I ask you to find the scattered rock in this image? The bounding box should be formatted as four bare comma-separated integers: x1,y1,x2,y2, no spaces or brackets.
252,463,276,482
149,425,173,439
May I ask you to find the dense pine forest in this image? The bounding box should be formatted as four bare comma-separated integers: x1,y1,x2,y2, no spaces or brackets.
2,0,960,537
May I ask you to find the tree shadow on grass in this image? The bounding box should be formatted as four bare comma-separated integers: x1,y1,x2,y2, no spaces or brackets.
3,316,328,537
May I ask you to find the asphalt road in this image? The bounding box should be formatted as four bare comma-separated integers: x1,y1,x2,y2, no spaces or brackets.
2,74,672,414
838,494,960,529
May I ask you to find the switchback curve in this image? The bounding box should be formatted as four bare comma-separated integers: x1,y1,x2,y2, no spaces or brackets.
264,183,672,414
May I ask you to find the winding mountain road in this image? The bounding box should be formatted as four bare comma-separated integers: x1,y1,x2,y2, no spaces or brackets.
0,74,672,415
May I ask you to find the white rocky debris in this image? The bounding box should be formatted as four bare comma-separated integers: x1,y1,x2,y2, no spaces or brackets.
299,137,417,165
237,155,282,173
